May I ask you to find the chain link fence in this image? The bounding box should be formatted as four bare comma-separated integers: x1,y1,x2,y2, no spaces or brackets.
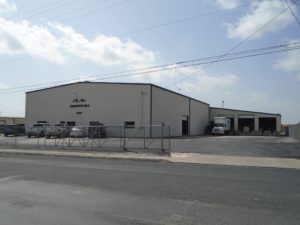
0,123,171,153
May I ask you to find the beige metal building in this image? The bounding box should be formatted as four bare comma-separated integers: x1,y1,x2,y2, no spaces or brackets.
210,107,281,134
25,82,210,137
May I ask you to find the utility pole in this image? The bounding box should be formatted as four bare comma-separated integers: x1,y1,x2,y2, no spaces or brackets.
222,101,225,108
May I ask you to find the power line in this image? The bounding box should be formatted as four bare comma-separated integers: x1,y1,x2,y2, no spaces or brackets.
59,0,133,23
171,7,290,87
38,0,112,23
0,1,246,66
0,42,299,94
0,0,133,65
117,2,250,37
285,0,300,26
17,0,81,20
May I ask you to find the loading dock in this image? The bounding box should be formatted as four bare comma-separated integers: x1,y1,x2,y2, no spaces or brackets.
238,115,255,133
259,117,277,133
210,107,281,134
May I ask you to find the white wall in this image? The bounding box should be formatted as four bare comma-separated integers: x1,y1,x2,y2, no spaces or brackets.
26,82,210,137
151,86,189,136
26,83,151,136
151,86,209,136
190,99,209,135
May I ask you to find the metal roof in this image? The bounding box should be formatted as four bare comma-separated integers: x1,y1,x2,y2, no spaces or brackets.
210,107,281,116
26,81,210,106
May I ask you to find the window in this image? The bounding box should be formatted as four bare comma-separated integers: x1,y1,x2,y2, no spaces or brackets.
124,121,135,128
66,121,76,126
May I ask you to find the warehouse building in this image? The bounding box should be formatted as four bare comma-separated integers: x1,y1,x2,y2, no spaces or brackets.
25,81,282,136
210,107,281,134
25,82,210,137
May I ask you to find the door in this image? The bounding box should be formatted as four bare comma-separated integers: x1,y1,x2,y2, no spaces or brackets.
182,119,189,136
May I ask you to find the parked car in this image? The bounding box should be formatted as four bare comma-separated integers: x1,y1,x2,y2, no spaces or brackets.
3,124,25,137
70,127,85,138
27,123,47,138
88,124,106,138
45,125,68,138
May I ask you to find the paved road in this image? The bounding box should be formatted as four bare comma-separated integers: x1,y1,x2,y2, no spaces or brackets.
172,136,300,158
0,155,300,225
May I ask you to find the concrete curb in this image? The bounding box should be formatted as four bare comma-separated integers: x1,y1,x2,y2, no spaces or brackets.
0,149,168,162
170,153,300,170
1,149,300,170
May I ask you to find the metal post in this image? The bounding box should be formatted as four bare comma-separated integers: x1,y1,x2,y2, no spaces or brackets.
143,126,146,149
14,128,17,148
123,125,127,151
43,128,46,148
54,126,57,147
83,127,85,149
161,121,165,152
119,126,122,148
168,126,171,151
37,136,40,149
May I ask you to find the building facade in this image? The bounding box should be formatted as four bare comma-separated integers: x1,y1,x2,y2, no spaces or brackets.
25,82,210,137
210,107,281,134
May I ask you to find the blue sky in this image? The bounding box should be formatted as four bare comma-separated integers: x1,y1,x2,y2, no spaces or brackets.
0,0,299,124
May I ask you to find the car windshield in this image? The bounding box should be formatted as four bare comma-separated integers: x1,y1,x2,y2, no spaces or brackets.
214,123,224,127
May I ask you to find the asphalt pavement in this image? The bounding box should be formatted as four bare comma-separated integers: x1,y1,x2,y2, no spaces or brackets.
171,136,300,158
0,154,300,225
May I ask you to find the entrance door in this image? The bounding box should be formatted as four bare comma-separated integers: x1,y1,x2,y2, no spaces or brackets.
182,119,189,136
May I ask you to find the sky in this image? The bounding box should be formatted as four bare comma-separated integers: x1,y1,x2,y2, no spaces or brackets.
0,0,299,124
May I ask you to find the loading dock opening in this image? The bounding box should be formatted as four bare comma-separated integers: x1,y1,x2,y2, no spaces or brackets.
238,116,254,133
259,117,277,133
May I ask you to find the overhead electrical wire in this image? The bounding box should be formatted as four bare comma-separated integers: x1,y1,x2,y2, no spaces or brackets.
0,0,132,65
171,7,290,87
0,42,299,94
117,2,250,37
0,1,248,66
0,1,297,95
284,0,300,26
17,0,82,20
58,0,133,23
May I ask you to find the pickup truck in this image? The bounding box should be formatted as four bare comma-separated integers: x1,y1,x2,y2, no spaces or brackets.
45,125,68,138
27,123,47,138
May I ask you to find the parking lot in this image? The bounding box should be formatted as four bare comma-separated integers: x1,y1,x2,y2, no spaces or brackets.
0,134,299,159
171,136,300,158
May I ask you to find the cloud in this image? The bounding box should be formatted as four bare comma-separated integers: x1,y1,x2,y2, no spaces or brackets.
214,0,243,10
179,70,239,94
0,17,157,66
0,81,9,89
49,23,156,66
246,91,269,104
275,40,300,81
0,0,16,14
225,0,294,39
